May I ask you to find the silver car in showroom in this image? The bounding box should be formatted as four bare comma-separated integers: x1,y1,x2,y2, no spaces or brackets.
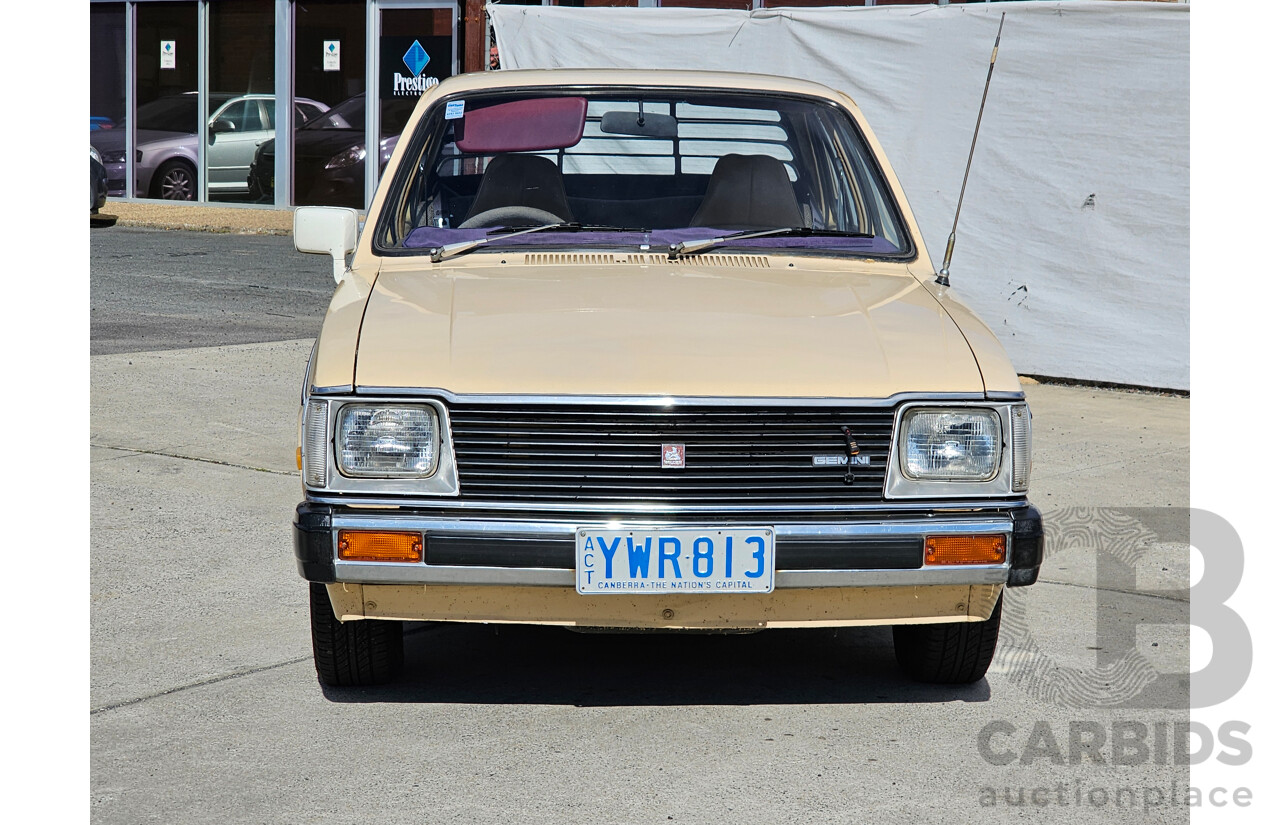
91,93,328,199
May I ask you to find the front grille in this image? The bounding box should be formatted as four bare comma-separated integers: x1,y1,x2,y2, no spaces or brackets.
447,404,894,505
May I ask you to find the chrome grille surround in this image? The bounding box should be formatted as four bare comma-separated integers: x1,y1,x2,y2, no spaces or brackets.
446,403,894,505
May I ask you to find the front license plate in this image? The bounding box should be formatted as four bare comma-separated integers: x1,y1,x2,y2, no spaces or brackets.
575,527,775,595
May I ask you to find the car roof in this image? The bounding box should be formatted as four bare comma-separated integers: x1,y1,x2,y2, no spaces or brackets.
216,93,326,105
431,68,855,108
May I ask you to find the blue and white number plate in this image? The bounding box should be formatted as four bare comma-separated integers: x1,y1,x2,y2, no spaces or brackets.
575,527,775,595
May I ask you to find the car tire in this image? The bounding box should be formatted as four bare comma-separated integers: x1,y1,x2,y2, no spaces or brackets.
152,159,197,201
892,595,1002,684
309,582,404,686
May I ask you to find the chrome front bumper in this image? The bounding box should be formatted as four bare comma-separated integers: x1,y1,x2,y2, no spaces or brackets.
296,507,1023,589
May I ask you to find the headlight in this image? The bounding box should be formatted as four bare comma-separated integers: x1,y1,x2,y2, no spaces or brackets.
101,150,125,164
884,403,1028,498
325,145,366,170
901,408,1001,481
90,146,102,164
336,404,439,477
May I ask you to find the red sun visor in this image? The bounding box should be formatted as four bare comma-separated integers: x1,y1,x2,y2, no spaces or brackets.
454,97,588,154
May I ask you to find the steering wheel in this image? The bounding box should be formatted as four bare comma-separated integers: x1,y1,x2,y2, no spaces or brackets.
458,206,568,229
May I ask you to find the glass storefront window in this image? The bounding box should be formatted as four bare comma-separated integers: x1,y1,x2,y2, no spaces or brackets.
135,1,199,200
90,3,127,197
377,6,455,206
208,0,275,203
290,0,367,207
90,1,470,207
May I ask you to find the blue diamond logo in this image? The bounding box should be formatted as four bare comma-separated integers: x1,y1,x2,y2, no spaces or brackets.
402,40,429,77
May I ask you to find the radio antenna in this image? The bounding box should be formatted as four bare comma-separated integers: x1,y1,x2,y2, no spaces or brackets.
936,12,1005,288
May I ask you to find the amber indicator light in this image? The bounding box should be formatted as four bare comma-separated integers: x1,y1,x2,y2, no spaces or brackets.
337,530,423,563
924,534,1006,566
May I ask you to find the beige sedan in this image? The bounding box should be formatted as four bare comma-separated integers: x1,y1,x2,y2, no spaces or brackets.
292,69,1042,688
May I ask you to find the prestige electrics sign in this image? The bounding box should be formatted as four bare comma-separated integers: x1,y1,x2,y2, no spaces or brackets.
380,36,451,99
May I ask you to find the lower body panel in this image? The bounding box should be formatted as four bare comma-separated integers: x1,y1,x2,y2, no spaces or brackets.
324,582,1004,630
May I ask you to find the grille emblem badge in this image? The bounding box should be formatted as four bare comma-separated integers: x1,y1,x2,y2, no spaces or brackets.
812,427,872,484
812,454,870,467
813,427,870,466
661,443,685,469
842,426,860,456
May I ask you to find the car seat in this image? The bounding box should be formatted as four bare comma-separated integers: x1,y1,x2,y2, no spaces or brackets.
460,153,575,226
688,153,804,230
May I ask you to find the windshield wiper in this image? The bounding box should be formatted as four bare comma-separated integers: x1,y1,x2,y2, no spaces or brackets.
430,223,648,262
488,222,646,236
668,227,873,260
430,222,568,262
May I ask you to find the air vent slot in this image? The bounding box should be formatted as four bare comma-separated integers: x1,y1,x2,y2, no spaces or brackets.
674,254,771,268
523,253,770,268
523,253,618,266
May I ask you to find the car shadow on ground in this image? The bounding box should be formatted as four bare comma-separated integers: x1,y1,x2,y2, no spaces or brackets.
320,621,992,706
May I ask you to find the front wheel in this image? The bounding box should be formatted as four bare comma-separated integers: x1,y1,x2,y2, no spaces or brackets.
309,583,404,686
152,159,197,200
892,595,1002,684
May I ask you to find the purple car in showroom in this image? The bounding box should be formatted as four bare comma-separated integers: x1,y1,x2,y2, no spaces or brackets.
91,93,328,200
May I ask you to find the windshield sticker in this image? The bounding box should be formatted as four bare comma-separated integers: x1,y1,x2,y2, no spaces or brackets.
445,100,465,120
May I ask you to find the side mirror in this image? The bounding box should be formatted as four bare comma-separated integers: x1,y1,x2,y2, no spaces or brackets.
294,206,359,283
208,119,233,145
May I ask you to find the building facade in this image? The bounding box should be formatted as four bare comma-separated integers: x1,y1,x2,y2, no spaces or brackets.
87,0,1017,210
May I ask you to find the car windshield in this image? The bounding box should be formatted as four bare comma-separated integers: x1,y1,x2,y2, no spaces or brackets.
377,89,910,258
301,94,414,137
136,96,203,133
136,94,234,133
303,95,364,131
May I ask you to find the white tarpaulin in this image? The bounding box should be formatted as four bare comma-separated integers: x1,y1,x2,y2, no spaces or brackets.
489,1,1189,390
